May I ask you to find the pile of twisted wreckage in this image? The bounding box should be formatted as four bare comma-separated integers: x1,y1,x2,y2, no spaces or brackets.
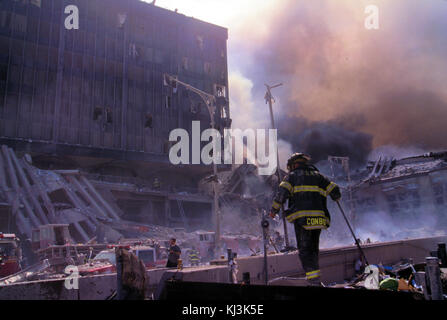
0,145,272,285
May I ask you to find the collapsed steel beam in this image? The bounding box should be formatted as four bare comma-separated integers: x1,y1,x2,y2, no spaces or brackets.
0,148,32,234
21,159,57,222
8,148,50,225
79,175,121,220
1,146,41,228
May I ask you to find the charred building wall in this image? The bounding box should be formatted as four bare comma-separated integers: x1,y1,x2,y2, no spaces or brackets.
0,0,230,161
0,0,230,232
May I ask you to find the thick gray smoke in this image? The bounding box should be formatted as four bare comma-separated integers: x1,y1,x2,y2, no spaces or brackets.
277,115,373,167
231,0,447,165
321,198,447,249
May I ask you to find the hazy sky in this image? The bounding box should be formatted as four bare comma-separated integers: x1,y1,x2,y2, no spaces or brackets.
149,0,447,161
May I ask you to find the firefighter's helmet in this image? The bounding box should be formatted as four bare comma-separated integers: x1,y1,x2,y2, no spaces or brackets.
287,153,311,170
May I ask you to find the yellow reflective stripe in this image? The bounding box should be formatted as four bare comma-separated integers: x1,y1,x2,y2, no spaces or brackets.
279,181,293,193
325,182,337,195
303,225,327,230
272,201,281,210
306,270,320,276
293,185,327,197
286,210,326,223
306,270,321,279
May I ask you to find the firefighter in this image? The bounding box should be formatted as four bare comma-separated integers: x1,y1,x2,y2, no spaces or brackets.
269,153,341,285
166,238,181,268
188,246,200,266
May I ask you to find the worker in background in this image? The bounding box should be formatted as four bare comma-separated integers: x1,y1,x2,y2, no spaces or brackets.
188,246,200,266
269,153,341,286
166,238,181,268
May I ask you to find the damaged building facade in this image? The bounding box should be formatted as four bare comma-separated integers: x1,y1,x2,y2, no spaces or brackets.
332,152,447,242
0,0,232,239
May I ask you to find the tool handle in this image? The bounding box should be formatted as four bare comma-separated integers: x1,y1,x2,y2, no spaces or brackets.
336,200,369,266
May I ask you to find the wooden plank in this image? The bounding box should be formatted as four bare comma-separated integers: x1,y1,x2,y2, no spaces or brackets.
8,148,50,225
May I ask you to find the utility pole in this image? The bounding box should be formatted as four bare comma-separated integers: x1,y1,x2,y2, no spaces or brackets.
264,83,290,249
164,74,222,251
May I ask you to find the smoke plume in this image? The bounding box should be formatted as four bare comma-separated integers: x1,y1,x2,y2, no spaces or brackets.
228,0,447,165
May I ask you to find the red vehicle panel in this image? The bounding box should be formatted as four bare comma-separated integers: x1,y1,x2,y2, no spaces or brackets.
0,259,21,278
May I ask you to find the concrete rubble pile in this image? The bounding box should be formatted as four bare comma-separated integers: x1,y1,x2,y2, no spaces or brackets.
199,163,280,237
0,145,124,243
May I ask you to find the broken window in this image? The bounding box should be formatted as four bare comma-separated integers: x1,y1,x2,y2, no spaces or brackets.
129,43,142,59
190,102,202,115
196,35,204,50
93,107,103,120
214,84,226,98
144,113,153,128
221,106,227,119
117,13,127,28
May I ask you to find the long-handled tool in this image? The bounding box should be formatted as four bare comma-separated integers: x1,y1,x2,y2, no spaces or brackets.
336,200,369,266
